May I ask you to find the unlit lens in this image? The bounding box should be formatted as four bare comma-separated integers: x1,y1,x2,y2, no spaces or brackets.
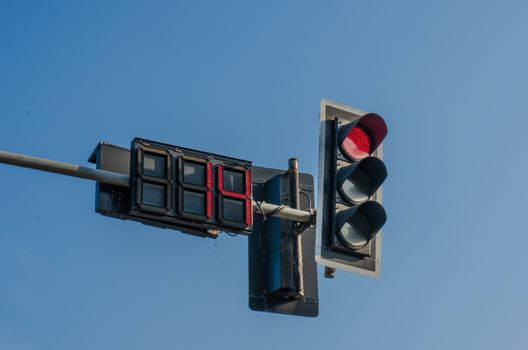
338,212,371,250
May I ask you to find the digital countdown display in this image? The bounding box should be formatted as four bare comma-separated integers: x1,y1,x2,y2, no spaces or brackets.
129,138,252,236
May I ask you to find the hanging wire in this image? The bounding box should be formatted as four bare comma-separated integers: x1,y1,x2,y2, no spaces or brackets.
251,196,267,222
224,231,239,237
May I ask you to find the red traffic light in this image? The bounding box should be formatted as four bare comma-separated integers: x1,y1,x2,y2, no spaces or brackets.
341,126,371,159
339,113,387,161
316,99,388,277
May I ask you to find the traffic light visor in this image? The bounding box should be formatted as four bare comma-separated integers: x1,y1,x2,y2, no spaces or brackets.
336,201,387,250
338,157,387,203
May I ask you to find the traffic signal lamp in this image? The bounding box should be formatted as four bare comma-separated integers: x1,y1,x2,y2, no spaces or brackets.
316,99,388,277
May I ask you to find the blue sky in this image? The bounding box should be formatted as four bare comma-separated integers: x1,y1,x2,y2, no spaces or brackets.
1,1,527,349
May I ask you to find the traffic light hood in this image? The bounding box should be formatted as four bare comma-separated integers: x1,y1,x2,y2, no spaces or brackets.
337,157,387,204
335,201,387,250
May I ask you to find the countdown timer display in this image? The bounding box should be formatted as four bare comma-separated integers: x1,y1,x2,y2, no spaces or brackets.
129,138,252,236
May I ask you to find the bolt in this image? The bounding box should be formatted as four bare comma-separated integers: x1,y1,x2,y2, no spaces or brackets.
324,267,336,279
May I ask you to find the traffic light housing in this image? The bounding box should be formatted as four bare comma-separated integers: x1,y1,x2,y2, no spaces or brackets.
316,99,388,277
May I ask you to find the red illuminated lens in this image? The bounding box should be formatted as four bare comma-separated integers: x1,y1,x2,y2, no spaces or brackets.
341,126,371,160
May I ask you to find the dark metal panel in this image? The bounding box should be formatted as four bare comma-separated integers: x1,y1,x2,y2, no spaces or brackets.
88,143,131,218
248,166,318,317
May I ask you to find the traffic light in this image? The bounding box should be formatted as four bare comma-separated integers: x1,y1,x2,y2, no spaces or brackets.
316,99,388,277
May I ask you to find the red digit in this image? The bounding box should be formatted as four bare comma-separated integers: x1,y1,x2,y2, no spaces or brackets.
206,162,213,219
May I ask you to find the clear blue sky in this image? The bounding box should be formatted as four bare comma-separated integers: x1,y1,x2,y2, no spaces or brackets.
1,1,527,349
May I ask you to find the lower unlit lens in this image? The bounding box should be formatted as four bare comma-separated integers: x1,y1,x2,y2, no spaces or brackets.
338,212,371,250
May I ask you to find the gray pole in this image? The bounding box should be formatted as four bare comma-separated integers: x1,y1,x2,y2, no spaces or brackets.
0,150,130,187
0,150,315,224
289,158,304,299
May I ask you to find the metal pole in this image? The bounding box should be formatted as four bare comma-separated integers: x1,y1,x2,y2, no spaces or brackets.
289,159,301,212
0,150,314,224
289,158,304,299
0,150,129,187
253,201,312,223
